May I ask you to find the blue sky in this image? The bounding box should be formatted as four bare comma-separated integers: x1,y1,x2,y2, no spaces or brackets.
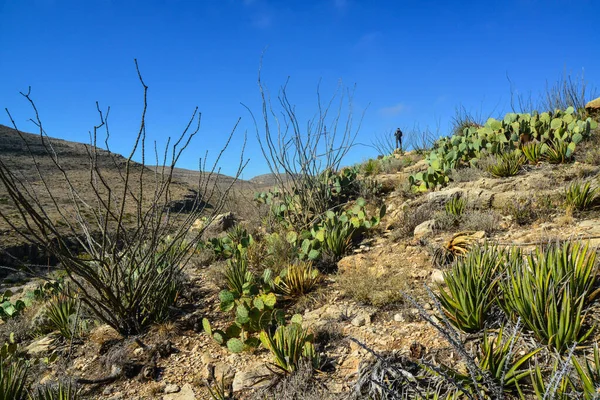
1,0,599,179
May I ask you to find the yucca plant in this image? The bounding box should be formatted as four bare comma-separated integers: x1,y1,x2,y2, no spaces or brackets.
445,195,467,218
442,325,541,398
259,319,320,374
45,294,81,339
28,382,78,400
572,343,600,399
543,140,573,164
476,326,541,395
273,262,320,298
565,180,599,211
0,358,27,400
436,246,501,333
486,151,525,178
529,361,572,400
500,243,597,352
521,141,546,164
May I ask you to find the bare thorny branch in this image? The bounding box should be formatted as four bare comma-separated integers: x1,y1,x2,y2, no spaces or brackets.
0,59,247,335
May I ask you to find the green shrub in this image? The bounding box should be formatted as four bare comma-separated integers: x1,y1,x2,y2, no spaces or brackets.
565,180,599,211
259,318,320,374
504,197,537,226
436,246,501,332
361,159,381,176
486,151,525,178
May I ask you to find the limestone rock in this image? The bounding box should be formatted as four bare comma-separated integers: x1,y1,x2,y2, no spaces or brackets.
163,383,195,400
164,384,180,394
26,333,58,355
232,365,271,393
413,219,435,239
585,97,600,115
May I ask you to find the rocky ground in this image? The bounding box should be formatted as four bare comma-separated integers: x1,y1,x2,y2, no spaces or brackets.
4,145,600,399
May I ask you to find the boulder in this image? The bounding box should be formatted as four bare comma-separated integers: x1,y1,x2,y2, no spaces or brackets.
413,219,436,240
585,97,600,117
232,365,272,393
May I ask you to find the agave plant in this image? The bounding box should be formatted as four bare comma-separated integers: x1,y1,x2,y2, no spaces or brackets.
259,318,320,374
273,262,320,298
543,140,574,164
486,151,525,178
223,251,254,296
500,242,597,352
521,141,546,164
436,246,501,332
432,231,481,268
45,293,81,340
444,194,467,218
565,180,599,211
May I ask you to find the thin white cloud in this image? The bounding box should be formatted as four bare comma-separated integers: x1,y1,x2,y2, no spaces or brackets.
379,103,407,117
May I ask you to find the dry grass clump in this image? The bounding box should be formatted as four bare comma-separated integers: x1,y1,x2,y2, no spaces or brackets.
336,268,405,307
460,209,502,233
449,167,483,183
391,202,437,240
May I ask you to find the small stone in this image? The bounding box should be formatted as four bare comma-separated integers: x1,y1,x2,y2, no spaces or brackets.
163,383,195,400
351,315,367,327
430,269,445,285
393,313,404,322
133,347,144,356
424,303,432,311
164,384,180,394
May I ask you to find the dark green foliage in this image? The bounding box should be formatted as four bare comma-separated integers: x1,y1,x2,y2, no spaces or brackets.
436,246,501,332
565,180,599,211
486,151,525,178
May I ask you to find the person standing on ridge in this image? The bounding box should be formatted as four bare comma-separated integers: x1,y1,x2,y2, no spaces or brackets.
394,128,403,152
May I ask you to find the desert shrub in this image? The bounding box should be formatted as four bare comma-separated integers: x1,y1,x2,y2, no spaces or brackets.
564,180,599,211
261,232,298,275
380,156,407,174
436,246,502,333
273,262,320,298
361,159,381,176
260,318,320,374
449,167,482,183
486,151,525,178
504,197,537,226
393,202,437,239
460,209,501,233
337,268,404,307
500,242,597,352
0,64,243,335
433,210,459,232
